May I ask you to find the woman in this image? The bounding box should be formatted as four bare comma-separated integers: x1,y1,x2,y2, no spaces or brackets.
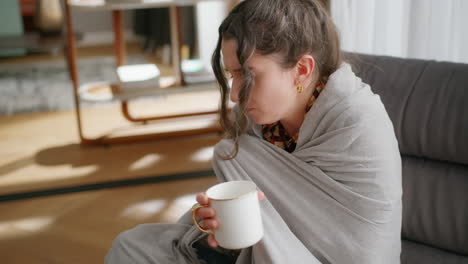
106,0,402,263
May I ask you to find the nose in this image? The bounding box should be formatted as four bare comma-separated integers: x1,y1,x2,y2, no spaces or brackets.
229,78,240,103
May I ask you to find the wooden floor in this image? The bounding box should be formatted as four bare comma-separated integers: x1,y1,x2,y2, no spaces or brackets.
0,177,218,263
0,43,223,263
0,92,221,195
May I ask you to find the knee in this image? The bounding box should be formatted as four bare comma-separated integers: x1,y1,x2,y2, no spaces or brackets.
108,228,135,254
112,229,132,248
106,231,130,263
106,226,146,262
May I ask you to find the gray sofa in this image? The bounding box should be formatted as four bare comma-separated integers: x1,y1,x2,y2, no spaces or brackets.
349,53,468,263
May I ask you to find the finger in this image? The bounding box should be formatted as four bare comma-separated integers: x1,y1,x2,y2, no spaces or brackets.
258,191,265,200
207,234,219,248
202,218,219,230
196,193,210,206
195,207,216,219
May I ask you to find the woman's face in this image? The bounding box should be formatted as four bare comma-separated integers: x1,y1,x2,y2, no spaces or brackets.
221,39,298,125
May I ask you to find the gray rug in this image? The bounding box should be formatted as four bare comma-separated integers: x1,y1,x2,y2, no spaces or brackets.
0,56,147,115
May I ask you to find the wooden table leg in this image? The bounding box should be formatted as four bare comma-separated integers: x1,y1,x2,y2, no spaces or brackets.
170,5,184,87
112,10,126,67
119,6,188,123
64,0,89,144
111,10,137,124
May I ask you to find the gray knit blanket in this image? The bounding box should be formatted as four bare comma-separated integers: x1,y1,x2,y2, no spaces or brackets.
105,63,402,264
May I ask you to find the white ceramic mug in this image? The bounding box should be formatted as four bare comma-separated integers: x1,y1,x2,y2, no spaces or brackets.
192,180,264,249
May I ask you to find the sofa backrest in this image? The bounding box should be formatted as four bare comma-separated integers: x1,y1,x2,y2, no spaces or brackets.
348,53,468,256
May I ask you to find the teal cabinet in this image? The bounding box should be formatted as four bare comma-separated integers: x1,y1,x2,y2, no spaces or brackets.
0,0,26,57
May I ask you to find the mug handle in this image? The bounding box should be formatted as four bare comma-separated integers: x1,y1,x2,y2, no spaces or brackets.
191,204,214,235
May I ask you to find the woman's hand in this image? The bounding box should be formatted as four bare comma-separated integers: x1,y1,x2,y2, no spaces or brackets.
195,191,265,248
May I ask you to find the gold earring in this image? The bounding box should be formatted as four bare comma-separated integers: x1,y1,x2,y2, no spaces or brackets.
296,84,303,93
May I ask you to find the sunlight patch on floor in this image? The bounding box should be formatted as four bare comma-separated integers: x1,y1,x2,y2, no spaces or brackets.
191,146,214,163
129,153,163,171
159,193,198,223
0,216,54,240
121,199,167,221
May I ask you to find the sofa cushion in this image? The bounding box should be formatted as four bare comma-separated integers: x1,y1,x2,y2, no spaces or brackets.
349,53,468,256
402,239,468,264
348,53,468,166
402,155,468,255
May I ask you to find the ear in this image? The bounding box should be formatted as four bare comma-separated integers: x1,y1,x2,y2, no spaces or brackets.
294,55,315,86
